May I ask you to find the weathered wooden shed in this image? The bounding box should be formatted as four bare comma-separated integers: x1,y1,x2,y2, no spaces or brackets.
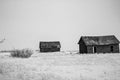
78,35,119,53
39,41,61,52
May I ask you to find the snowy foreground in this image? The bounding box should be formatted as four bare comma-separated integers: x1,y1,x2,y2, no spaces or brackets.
0,51,120,80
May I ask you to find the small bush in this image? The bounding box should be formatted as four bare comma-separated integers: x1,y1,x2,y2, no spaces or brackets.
11,49,33,58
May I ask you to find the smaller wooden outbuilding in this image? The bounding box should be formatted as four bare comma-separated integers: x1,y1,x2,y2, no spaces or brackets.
78,35,120,53
39,41,61,52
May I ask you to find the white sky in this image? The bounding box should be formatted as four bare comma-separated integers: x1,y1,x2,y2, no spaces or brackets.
0,0,120,51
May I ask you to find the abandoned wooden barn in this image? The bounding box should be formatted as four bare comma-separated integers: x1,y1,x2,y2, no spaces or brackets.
78,35,120,53
39,41,61,52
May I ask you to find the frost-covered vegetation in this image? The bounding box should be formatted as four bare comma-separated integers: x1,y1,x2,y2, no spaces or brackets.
10,49,33,58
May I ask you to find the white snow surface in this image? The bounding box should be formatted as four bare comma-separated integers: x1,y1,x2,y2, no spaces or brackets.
0,52,120,80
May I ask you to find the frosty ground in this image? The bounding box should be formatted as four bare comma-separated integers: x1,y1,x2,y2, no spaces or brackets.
0,51,120,80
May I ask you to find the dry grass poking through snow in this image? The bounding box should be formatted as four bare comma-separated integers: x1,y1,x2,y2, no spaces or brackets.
0,51,120,80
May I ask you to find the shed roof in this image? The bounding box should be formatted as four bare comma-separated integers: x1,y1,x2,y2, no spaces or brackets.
78,35,120,45
40,41,61,48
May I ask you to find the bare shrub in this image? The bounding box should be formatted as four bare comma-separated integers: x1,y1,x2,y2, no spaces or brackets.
11,48,33,58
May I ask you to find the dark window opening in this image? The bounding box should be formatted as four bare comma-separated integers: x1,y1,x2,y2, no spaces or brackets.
111,46,113,52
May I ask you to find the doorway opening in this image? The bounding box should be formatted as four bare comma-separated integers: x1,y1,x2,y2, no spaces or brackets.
93,46,96,53
110,46,113,52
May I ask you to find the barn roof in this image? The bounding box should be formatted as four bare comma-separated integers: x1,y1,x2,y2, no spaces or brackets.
40,41,61,48
78,35,120,45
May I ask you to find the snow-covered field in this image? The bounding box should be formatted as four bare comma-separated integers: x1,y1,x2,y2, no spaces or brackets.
0,51,120,80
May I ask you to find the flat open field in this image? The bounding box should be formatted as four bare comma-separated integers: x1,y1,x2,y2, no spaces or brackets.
0,51,120,80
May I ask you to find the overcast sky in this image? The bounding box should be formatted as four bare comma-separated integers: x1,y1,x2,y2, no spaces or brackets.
0,0,120,51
